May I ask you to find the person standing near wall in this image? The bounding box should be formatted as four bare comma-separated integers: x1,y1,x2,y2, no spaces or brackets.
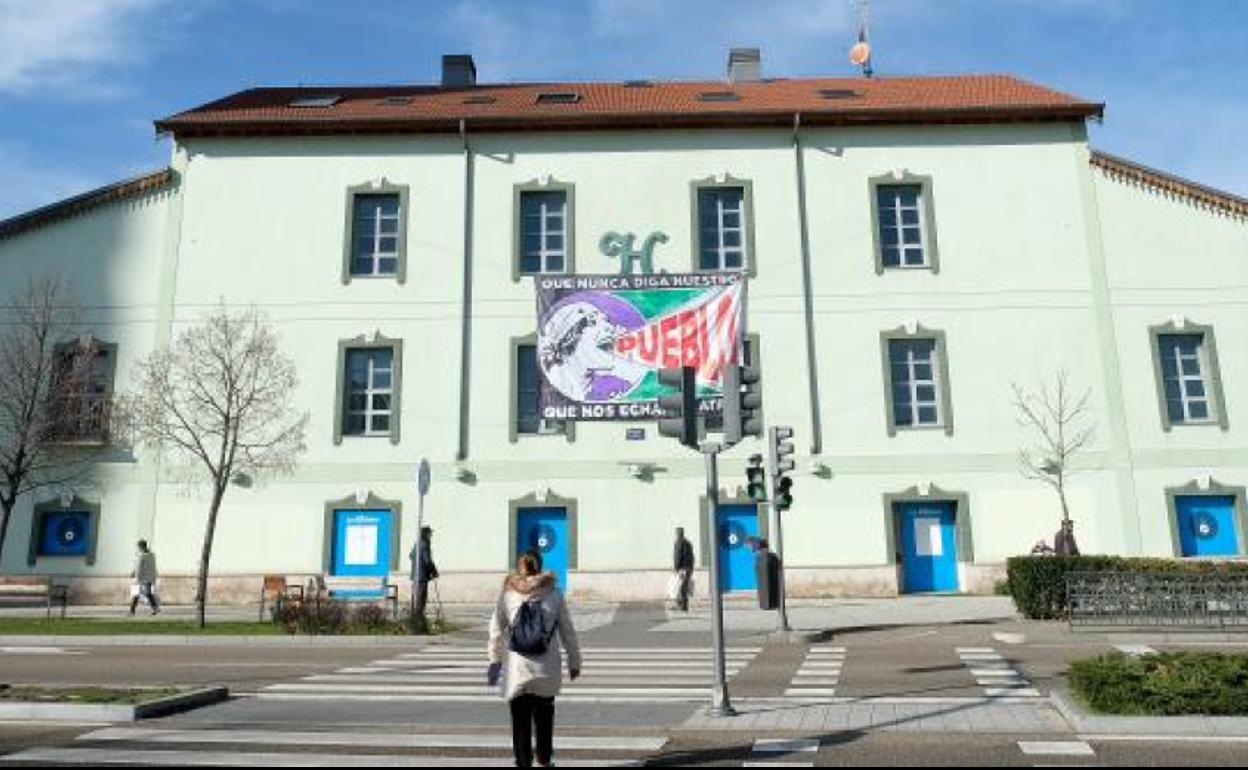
488,551,581,768
129,540,160,615
409,526,438,632
673,527,695,612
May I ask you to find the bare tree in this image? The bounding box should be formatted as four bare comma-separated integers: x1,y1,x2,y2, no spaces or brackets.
0,278,100,564
123,305,308,627
1011,371,1096,544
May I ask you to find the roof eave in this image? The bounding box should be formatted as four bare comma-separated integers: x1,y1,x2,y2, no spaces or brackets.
154,103,1104,139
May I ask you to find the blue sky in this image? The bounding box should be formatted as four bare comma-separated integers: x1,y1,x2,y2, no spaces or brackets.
1,0,1245,218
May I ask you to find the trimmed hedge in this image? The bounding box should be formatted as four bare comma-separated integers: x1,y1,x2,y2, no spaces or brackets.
1070,651,1248,716
1006,556,1248,620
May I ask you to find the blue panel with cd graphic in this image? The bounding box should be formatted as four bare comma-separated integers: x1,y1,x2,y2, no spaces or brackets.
717,504,759,592
517,507,568,589
38,511,91,557
1176,495,1239,557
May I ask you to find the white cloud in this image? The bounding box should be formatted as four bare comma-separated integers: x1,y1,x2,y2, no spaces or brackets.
0,0,165,96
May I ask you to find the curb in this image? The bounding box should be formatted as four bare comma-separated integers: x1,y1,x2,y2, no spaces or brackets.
1050,686,1248,736
0,635,440,647
0,686,228,723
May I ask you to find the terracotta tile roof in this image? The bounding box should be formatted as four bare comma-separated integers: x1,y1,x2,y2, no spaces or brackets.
1092,151,1248,220
0,169,174,242
155,74,1102,137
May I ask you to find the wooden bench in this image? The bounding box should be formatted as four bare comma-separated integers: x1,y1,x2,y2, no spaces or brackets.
314,575,399,620
257,575,305,621
0,577,69,619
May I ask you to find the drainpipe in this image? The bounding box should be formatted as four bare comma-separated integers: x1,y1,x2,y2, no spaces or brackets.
792,113,823,455
456,119,475,461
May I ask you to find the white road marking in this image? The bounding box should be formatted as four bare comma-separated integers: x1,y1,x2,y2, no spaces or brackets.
753,738,820,753
79,727,667,752
1018,741,1095,757
2,748,641,767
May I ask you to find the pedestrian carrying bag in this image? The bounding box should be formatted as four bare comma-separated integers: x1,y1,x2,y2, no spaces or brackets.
666,574,681,602
509,597,557,657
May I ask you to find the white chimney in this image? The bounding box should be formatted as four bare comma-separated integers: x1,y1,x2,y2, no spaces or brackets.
727,48,761,83
442,54,477,88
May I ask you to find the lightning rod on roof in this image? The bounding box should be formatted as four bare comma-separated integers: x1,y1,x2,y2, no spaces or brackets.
849,0,874,78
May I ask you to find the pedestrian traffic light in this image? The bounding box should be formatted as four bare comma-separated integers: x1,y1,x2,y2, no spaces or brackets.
746,454,767,501
721,363,764,446
775,475,794,511
769,426,795,511
657,366,701,450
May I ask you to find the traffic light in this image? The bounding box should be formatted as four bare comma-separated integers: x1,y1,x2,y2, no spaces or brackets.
775,475,794,511
721,363,764,446
658,366,701,450
746,454,767,502
769,426,795,511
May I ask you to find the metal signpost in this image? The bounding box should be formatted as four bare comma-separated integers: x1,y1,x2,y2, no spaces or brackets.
416,458,431,531
702,442,735,717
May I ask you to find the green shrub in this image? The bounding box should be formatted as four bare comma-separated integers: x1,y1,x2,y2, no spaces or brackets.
349,603,399,634
272,599,349,635
1070,651,1248,716
1006,556,1248,620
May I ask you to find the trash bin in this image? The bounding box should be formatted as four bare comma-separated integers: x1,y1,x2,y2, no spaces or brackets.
756,549,781,610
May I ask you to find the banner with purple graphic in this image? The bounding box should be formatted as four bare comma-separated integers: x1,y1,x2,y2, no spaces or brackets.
535,273,745,422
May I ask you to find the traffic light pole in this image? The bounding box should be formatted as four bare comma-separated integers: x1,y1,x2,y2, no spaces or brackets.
769,493,792,633
702,441,735,717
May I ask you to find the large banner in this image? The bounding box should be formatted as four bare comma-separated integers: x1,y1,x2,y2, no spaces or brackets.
535,273,745,422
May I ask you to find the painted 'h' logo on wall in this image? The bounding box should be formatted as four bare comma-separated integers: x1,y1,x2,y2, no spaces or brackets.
599,231,669,275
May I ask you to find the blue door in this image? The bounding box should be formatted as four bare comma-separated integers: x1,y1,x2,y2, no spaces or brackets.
1176,495,1240,557
517,508,569,589
897,502,959,593
331,509,392,597
717,504,759,592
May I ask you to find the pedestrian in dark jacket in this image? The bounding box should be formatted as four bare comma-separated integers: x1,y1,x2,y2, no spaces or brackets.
1054,520,1080,556
409,526,438,632
673,527,695,612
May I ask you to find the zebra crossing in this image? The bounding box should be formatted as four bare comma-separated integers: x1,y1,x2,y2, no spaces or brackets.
956,647,1041,698
783,644,845,700
1,727,662,766
254,644,762,704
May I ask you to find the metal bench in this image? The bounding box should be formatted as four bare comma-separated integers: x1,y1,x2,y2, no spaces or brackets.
314,575,399,620
0,577,69,619
1067,571,1248,631
257,575,305,621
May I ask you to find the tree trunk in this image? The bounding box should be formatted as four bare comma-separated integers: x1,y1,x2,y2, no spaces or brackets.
196,484,227,629
0,494,13,568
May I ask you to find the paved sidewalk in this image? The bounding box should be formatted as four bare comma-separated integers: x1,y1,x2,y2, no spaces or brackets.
657,595,1020,634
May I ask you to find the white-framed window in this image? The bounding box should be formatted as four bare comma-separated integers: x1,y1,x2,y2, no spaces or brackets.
350,193,401,277
697,187,746,271
888,338,942,428
343,348,394,436
1159,333,1216,424
518,191,567,275
876,184,927,268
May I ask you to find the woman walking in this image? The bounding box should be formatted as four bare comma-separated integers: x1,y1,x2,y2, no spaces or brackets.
488,551,581,768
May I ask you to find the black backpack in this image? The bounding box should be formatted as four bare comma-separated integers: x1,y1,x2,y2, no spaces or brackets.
509,597,557,657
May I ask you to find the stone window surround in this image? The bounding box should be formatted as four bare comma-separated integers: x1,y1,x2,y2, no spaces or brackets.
881,485,975,567
512,177,576,282
508,332,576,444
869,170,940,275
1164,478,1248,559
341,180,410,285
879,324,954,437
28,496,102,567
321,493,404,574
51,336,118,445
690,174,757,277
507,490,580,572
333,333,403,446
1148,319,1230,432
